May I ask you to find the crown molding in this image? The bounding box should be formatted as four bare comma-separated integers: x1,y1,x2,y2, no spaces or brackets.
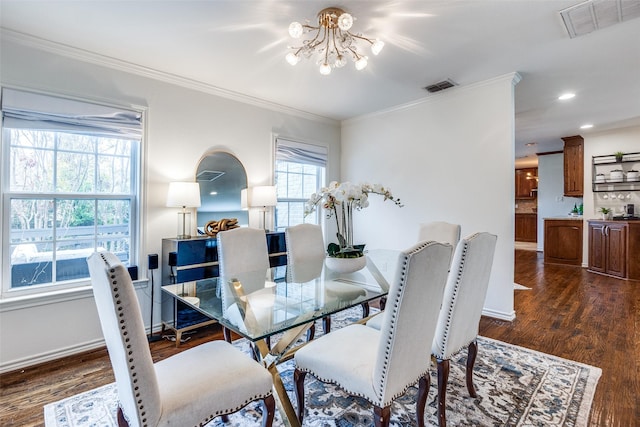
343,72,522,125
1,28,337,125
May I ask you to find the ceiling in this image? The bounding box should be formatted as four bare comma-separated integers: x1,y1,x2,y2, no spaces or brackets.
1,0,639,166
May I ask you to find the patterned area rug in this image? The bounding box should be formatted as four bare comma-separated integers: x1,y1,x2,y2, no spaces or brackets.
44,309,601,427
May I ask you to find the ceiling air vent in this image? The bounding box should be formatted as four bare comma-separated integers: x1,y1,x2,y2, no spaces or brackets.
560,0,640,38
424,79,457,93
196,170,225,182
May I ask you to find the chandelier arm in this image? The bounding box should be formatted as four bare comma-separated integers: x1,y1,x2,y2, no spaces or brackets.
319,25,330,49
347,32,375,46
302,28,324,50
347,46,363,60
331,28,341,59
323,26,332,65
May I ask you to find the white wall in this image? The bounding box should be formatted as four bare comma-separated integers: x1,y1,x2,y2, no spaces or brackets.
582,125,640,265
537,153,583,251
0,37,341,372
341,73,520,320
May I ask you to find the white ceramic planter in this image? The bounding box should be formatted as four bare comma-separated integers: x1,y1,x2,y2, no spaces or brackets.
325,256,367,274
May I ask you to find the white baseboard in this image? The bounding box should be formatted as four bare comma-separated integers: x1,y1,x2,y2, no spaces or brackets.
0,338,106,375
0,322,166,374
482,307,516,321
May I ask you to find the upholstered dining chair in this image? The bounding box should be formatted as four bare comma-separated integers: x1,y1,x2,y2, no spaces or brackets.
417,221,461,248
217,227,270,343
431,232,497,427
285,223,325,265
87,251,275,427
285,224,325,340
293,241,453,427
285,223,370,338
366,220,461,328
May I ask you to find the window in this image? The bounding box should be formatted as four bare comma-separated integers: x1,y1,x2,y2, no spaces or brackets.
274,138,327,231
2,88,143,295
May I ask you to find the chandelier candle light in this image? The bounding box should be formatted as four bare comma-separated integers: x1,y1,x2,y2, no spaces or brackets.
286,7,384,75
305,181,403,258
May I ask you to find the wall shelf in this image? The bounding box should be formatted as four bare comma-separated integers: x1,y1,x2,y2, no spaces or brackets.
592,152,640,193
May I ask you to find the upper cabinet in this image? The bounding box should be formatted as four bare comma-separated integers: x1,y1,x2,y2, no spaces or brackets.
562,135,584,197
515,167,538,199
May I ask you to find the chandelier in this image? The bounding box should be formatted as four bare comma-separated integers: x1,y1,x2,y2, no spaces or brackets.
286,7,384,75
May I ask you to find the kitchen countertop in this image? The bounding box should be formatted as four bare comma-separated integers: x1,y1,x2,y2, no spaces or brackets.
544,216,583,220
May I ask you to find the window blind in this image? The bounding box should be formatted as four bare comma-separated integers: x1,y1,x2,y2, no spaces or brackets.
1,88,142,139
275,137,328,168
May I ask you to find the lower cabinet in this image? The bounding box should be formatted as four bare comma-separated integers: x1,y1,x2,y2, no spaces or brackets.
588,220,640,280
544,219,583,266
515,213,537,242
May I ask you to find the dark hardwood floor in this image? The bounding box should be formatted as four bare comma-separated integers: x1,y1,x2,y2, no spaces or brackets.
0,250,638,426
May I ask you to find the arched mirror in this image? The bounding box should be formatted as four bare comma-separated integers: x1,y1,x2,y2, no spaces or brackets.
195,151,248,233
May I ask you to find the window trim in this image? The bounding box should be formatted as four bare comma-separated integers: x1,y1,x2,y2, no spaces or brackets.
0,87,148,299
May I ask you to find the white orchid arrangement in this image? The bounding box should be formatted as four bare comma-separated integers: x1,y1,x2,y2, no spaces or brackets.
305,181,403,257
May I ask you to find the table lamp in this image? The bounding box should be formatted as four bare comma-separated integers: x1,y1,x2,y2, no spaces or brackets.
251,185,277,231
166,182,201,239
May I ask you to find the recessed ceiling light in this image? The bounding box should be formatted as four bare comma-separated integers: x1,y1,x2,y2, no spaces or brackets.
558,93,575,100
580,124,593,129
209,191,218,195
525,142,537,146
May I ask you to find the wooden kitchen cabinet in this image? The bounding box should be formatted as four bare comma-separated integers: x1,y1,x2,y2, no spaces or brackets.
588,220,640,280
515,167,538,199
544,219,583,266
515,213,537,242
562,135,584,197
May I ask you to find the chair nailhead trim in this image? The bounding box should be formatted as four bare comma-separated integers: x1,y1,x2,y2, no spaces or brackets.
435,233,480,358
197,392,273,426
101,253,151,426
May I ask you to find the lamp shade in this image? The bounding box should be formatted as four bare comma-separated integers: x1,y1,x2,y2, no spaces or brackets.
166,182,201,208
251,185,277,207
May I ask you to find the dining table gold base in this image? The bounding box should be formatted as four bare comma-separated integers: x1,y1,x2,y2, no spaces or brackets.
253,310,383,427
255,321,314,427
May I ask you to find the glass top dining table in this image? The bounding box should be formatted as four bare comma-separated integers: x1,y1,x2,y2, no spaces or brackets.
161,253,396,344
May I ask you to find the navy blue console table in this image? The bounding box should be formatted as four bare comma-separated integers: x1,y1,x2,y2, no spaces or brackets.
160,232,287,345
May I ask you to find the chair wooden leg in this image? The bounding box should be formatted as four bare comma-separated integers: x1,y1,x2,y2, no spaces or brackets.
323,316,331,334
294,368,307,423
437,358,450,427
223,326,232,343
379,296,387,311
373,405,391,427
416,374,430,427
466,339,478,398
306,322,316,341
261,394,276,427
361,301,370,318
117,407,129,427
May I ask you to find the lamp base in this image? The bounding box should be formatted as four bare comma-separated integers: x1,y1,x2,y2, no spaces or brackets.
177,211,192,240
